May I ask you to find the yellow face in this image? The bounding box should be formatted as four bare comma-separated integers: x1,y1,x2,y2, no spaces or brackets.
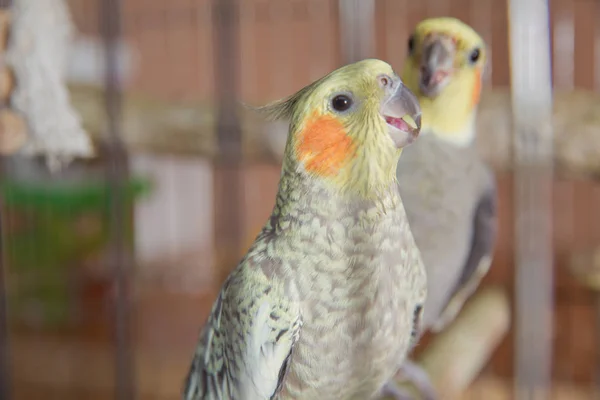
403,17,486,103
259,59,421,184
401,18,486,143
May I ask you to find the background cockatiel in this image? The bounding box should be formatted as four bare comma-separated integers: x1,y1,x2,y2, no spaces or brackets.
392,17,498,399
183,59,428,400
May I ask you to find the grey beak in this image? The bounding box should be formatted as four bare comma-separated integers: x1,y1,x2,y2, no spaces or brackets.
381,82,422,148
419,38,455,96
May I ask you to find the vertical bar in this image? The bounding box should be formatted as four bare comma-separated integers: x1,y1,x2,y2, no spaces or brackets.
595,2,600,91
470,0,493,86
508,0,554,399
553,8,574,90
338,0,375,64
594,294,600,395
100,0,135,399
212,0,243,285
593,4,600,395
0,0,11,397
0,199,9,400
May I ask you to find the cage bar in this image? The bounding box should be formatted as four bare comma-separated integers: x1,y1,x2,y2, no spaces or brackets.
212,0,244,285
0,1,11,399
100,0,136,399
338,0,375,63
508,0,555,398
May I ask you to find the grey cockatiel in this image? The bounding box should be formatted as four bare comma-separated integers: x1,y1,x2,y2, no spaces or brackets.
391,17,498,400
182,59,427,400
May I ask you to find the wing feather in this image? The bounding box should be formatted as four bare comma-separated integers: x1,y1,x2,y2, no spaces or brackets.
431,179,498,332
183,266,302,400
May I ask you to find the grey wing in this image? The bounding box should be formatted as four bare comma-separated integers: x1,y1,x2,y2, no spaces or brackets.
182,273,302,400
430,179,498,333
183,291,227,400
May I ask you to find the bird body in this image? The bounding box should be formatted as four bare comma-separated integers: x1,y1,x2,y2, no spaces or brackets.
184,59,427,400
387,18,498,400
250,174,421,400
398,16,497,336
396,132,494,331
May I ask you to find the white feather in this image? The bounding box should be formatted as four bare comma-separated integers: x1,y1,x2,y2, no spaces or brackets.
237,301,296,399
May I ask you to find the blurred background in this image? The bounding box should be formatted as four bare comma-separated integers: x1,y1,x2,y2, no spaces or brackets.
1,0,600,399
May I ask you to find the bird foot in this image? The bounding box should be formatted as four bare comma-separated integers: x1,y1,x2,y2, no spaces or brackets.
394,359,438,400
380,381,418,400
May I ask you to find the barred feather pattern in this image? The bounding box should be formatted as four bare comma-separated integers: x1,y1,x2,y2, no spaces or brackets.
183,164,427,400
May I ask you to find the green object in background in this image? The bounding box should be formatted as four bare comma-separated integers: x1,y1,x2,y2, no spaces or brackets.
1,175,152,328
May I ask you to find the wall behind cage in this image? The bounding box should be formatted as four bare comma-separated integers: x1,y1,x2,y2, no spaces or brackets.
67,0,507,103
68,0,600,101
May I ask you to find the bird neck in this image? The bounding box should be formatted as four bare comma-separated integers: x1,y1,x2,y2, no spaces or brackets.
404,67,482,148
418,93,478,147
273,161,403,226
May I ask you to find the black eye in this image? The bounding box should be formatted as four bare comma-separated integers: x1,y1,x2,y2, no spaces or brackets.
378,74,392,88
469,48,481,63
331,95,353,112
408,35,415,54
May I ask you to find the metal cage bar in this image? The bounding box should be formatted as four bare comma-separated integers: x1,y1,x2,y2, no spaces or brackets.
338,0,375,64
212,0,244,285
100,0,136,399
508,0,555,398
0,0,11,397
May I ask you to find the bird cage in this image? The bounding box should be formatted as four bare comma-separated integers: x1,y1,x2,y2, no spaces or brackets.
0,0,599,399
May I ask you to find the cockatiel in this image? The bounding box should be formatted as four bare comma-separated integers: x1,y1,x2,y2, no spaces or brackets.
393,17,498,399
182,59,427,400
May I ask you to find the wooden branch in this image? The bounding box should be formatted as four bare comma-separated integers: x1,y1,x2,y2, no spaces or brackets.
0,108,27,155
69,84,600,177
0,10,10,51
382,287,511,400
568,248,600,291
69,84,272,161
0,67,14,103
461,376,598,400
476,88,600,178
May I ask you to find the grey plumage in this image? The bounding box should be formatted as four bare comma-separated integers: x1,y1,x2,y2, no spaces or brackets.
184,171,427,400
396,132,497,333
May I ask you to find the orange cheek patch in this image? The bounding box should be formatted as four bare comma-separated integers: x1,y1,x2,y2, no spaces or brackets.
296,113,356,177
471,68,482,108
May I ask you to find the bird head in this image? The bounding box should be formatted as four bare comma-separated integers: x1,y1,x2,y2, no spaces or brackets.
257,59,421,197
401,17,486,146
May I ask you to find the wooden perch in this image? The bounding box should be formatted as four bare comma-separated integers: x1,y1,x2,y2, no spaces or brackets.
461,376,599,400
68,84,271,161
70,85,600,178
0,10,13,105
0,108,27,155
0,67,15,103
381,287,511,400
568,248,600,291
0,10,10,51
476,88,600,178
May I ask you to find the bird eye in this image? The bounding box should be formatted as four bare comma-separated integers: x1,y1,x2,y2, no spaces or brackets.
469,48,481,63
378,74,392,88
331,94,353,112
408,35,415,54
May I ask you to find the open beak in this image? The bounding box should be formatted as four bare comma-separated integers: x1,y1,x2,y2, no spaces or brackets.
419,35,456,97
381,80,422,149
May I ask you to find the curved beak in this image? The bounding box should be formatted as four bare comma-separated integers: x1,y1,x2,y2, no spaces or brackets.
419,35,456,97
381,81,422,149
